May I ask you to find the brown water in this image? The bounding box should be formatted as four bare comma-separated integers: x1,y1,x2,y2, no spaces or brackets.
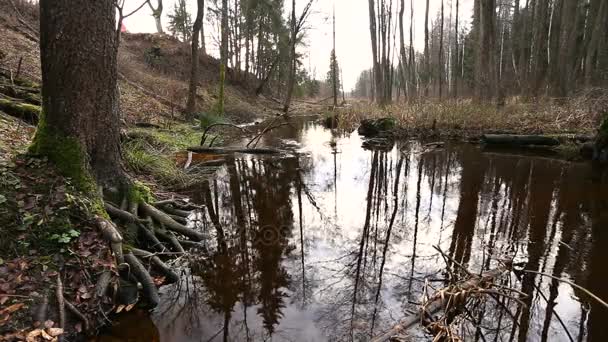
107,120,608,342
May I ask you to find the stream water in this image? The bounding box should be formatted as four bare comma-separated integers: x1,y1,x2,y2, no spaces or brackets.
100,119,608,342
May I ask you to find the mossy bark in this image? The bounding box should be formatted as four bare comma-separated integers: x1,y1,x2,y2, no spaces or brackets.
33,0,124,188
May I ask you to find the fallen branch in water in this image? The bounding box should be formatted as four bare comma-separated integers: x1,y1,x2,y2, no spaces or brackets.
187,146,287,155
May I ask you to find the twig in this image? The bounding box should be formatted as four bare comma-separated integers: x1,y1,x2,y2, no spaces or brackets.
433,245,472,277
519,269,608,309
55,276,65,334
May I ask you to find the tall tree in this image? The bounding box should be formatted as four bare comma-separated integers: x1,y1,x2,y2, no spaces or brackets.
332,6,338,107
186,0,205,118
368,0,382,103
33,0,123,187
218,0,229,116
453,0,459,98
283,0,297,113
147,0,164,33
167,0,192,41
424,0,430,97
439,0,444,98
398,0,408,100
282,0,314,112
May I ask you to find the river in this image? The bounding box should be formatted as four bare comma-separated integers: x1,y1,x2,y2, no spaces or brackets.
100,118,608,342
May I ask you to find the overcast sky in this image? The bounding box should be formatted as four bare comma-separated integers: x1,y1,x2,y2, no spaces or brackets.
123,0,474,91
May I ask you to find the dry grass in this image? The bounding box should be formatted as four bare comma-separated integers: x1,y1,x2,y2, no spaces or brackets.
337,91,607,137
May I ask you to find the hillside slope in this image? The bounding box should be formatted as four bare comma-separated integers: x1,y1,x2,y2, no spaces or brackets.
0,1,282,129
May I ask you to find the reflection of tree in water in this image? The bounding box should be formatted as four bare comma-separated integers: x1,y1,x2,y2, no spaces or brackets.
185,156,298,340
249,158,295,336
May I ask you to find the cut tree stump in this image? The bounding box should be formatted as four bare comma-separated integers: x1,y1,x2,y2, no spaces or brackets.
481,134,560,146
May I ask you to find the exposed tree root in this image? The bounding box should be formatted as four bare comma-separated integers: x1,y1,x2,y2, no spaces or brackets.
95,271,113,298
140,202,204,241
124,253,160,308
156,229,186,254
131,248,180,283
64,300,90,332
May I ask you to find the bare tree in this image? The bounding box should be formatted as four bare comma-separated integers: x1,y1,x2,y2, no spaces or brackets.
282,0,314,113
147,0,164,33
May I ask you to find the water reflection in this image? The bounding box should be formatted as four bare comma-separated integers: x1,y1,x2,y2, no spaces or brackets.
151,121,607,342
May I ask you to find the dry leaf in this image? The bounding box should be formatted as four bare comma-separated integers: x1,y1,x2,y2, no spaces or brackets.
46,328,64,337
125,303,136,312
115,304,125,313
26,329,43,342
0,302,24,315
40,329,53,341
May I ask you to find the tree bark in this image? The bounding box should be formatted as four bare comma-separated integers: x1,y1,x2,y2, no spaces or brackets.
584,0,607,86
33,0,123,187
186,0,204,118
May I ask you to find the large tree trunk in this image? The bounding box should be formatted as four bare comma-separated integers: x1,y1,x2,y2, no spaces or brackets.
475,0,496,102
530,0,549,97
32,0,122,187
186,0,205,118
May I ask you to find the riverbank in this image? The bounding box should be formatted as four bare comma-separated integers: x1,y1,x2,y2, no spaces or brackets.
337,95,604,137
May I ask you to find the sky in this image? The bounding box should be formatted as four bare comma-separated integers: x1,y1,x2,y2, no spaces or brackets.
123,0,474,91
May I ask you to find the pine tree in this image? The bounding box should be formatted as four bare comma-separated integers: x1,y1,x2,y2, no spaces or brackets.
167,0,192,41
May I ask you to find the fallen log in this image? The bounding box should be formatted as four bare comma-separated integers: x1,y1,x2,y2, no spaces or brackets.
481,134,560,146
371,263,510,342
187,146,286,155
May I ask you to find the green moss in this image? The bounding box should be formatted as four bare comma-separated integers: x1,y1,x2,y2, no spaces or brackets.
0,98,40,123
128,181,154,204
28,111,97,193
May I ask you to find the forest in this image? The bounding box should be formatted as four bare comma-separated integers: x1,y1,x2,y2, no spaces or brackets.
0,0,607,341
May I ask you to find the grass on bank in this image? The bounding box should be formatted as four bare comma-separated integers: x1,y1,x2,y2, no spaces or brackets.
123,122,221,188
336,93,606,137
